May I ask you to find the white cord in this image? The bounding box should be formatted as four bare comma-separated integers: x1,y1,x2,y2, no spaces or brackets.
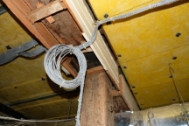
44,45,86,90
0,116,75,123
44,1,179,126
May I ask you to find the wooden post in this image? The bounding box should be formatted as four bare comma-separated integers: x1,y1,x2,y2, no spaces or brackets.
81,67,114,126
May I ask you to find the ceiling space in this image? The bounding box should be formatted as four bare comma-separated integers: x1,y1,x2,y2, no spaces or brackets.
0,0,80,123
0,0,189,125
0,0,127,124
88,0,189,109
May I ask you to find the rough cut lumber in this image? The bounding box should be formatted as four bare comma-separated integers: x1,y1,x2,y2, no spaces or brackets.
113,96,129,113
36,2,55,24
81,68,114,126
28,1,64,23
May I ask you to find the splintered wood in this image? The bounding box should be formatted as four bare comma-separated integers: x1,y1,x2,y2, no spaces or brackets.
81,69,114,126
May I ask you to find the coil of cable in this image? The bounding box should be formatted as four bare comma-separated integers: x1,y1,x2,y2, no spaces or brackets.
44,1,179,126
44,44,87,90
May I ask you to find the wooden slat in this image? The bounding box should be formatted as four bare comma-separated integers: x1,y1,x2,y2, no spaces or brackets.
81,68,114,126
65,0,120,89
28,1,64,23
36,2,55,24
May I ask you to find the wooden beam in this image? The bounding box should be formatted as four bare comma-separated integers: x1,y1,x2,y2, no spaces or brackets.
28,0,65,23
81,67,114,126
65,0,120,90
36,2,55,24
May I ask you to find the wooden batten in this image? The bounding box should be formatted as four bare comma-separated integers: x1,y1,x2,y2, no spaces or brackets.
36,2,55,24
28,1,65,23
65,0,120,90
81,67,114,126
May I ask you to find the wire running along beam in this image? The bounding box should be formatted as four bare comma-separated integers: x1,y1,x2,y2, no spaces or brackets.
44,0,179,126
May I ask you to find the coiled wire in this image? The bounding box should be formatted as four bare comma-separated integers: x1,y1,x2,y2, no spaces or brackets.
44,0,179,126
44,45,86,90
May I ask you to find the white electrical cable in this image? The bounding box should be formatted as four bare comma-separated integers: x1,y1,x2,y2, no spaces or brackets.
0,116,75,123
44,1,179,126
44,45,87,90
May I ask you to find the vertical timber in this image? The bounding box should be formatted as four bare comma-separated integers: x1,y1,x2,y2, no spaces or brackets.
81,67,114,126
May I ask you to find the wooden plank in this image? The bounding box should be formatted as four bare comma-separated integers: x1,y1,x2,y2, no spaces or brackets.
119,75,139,111
65,0,120,89
36,2,55,24
28,1,64,23
81,68,114,126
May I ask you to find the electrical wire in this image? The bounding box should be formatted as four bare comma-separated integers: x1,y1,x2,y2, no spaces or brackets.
168,63,187,113
0,116,75,123
106,0,155,18
44,1,179,126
